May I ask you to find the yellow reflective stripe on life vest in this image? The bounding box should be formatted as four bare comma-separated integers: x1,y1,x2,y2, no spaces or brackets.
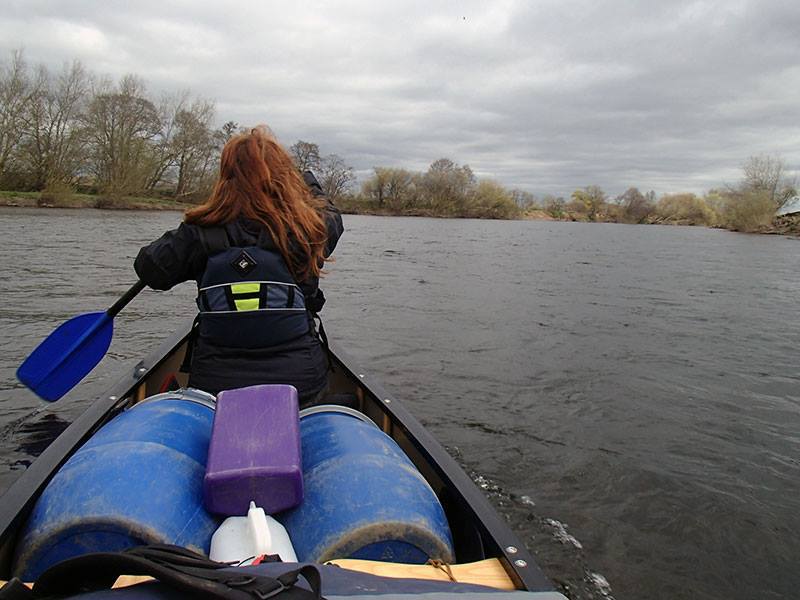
231,283,260,311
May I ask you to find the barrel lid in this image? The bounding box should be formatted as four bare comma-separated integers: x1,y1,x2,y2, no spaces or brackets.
298,404,378,428
134,387,217,411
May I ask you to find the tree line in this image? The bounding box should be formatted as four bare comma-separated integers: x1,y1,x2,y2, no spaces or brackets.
332,154,797,230
538,154,797,232
329,158,521,219
0,51,355,204
2,50,796,230
0,51,227,200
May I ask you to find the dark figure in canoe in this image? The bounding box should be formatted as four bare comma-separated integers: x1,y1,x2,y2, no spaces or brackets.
135,125,343,402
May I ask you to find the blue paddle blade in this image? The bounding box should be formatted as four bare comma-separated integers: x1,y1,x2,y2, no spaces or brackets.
17,312,114,402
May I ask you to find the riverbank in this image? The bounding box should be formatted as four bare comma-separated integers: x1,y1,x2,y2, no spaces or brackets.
0,190,190,211
335,201,800,235
3,190,798,236
526,208,800,236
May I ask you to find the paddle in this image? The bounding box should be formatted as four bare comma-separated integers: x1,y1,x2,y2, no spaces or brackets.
17,280,147,402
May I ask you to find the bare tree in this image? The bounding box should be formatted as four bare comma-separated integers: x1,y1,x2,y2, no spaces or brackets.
143,90,188,191
0,50,32,178
138,91,218,197
290,140,321,173
319,153,354,201
83,75,161,195
741,154,796,208
172,99,215,196
616,187,654,223
544,195,566,218
219,121,239,143
510,189,537,209
21,60,90,189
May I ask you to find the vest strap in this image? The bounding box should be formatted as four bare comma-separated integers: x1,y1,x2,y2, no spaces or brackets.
287,286,295,309
198,226,230,254
223,285,237,311
200,282,304,313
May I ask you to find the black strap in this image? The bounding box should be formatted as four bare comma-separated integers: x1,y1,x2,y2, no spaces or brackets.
200,290,212,312
29,544,324,600
231,290,261,302
180,315,201,373
223,286,237,310
313,314,332,374
259,284,269,309
286,286,295,309
199,226,231,254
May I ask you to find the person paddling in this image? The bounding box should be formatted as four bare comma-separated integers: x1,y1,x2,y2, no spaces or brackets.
135,125,343,403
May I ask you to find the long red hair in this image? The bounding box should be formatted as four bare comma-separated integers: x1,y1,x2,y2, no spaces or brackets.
185,126,327,281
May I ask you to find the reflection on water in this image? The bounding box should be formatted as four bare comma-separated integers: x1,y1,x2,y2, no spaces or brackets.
1,208,799,600
14,414,71,457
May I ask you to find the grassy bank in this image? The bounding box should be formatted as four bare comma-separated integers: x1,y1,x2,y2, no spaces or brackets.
0,190,191,211
4,189,797,236
338,198,800,234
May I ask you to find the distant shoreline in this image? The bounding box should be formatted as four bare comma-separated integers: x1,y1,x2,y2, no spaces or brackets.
2,191,797,236
0,191,189,211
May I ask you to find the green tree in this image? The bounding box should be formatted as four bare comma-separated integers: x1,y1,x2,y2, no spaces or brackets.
656,193,716,225
721,189,774,231
362,167,415,209
466,179,521,219
362,167,390,206
571,185,606,221
421,158,475,212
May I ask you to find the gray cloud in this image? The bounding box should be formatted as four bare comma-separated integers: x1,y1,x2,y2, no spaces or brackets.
3,0,799,197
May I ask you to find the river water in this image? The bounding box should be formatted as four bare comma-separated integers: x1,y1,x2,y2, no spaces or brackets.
0,208,798,599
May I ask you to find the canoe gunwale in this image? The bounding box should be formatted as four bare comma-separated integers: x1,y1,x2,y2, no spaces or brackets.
0,321,194,576
0,319,553,592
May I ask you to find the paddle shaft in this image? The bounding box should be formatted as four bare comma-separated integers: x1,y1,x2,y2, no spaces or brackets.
108,280,146,318
57,280,147,365
39,280,146,383
17,280,148,400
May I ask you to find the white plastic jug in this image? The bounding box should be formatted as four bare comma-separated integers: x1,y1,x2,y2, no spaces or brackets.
209,501,298,564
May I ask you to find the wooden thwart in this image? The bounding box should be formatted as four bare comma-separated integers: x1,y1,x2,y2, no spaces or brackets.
328,558,517,590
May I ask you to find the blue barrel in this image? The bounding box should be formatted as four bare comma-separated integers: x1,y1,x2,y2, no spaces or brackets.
277,406,455,564
13,392,221,580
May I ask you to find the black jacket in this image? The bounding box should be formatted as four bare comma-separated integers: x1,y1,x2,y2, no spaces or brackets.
134,201,343,399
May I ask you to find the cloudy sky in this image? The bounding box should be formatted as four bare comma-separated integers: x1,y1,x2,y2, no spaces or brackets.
2,0,799,197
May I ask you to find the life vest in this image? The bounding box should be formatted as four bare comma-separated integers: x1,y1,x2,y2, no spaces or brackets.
195,227,311,349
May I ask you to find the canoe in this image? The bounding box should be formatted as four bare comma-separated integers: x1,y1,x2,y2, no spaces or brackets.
0,320,565,599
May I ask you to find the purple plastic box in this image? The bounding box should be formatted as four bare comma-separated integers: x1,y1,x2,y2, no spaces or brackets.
203,384,303,515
